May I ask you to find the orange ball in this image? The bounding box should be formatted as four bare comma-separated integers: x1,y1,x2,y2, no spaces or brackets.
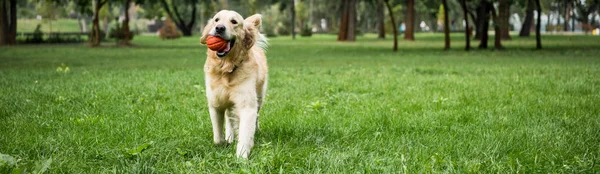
206,36,228,51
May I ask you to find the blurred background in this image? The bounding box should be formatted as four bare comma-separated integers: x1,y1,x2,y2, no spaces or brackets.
1,0,598,46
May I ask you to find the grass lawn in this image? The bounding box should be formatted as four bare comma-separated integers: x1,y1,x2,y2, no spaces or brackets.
1,33,599,173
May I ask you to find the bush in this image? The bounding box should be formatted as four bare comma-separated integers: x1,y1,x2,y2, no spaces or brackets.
28,24,44,43
276,25,290,36
109,26,134,41
158,17,181,39
300,24,312,37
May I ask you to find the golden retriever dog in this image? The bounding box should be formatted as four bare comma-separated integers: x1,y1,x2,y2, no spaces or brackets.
200,10,268,159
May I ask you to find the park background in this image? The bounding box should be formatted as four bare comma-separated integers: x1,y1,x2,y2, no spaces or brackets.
1,0,600,173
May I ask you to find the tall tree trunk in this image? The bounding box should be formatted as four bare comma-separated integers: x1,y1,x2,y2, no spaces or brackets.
535,0,541,49
159,0,197,36
404,0,415,40
490,2,504,50
7,0,16,44
0,0,16,45
460,0,471,51
337,0,356,41
337,0,349,41
442,0,450,50
478,0,490,49
564,0,571,31
475,2,488,40
519,0,534,36
384,0,397,51
90,0,105,46
121,0,132,45
377,0,385,39
0,0,6,46
291,0,296,40
347,0,356,41
498,0,511,40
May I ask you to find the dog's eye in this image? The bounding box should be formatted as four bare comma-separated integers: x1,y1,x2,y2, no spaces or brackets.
231,20,238,24
215,18,219,22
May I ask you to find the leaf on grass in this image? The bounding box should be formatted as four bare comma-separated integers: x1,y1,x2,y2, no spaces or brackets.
0,153,17,167
33,158,52,174
126,141,154,157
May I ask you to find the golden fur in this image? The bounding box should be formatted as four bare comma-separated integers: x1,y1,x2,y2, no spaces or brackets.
200,10,268,159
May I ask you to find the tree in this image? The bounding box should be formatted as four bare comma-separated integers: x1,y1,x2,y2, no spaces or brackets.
158,0,198,36
442,0,450,50
564,0,572,31
404,0,415,40
0,0,17,46
477,0,490,48
377,0,385,39
489,1,504,50
497,0,512,40
291,0,296,40
383,0,397,51
338,0,357,41
574,0,599,33
519,0,534,37
460,0,470,50
121,0,133,45
535,0,541,49
90,0,107,46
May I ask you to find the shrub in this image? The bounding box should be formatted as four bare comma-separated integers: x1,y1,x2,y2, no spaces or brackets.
158,17,181,39
28,24,44,43
276,25,290,36
300,24,312,37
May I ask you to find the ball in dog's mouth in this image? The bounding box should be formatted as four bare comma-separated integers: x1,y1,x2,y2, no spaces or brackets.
216,39,235,58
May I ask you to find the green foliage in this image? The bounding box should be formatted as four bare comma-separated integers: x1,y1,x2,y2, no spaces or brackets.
1,34,600,172
159,17,181,39
300,24,312,37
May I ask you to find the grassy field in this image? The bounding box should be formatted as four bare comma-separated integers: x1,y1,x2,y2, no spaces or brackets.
1,34,599,173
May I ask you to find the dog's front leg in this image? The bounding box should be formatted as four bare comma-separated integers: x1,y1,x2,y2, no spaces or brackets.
208,107,226,145
236,107,258,159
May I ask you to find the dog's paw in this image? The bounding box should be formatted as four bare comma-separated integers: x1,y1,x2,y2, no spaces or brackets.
213,139,228,146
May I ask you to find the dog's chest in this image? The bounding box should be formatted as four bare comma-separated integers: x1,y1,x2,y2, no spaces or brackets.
205,76,237,108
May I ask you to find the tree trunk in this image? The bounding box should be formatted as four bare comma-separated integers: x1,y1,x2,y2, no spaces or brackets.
442,0,450,50
475,2,488,40
159,0,196,37
338,0,349,41
564,0,570,31
347,0,356,41
460,0,470,51
337,0,356,41
90,0,105,46
490,2,504,50
498,0,511,40
478,0,490,49
384,0,397,51
404,0,415,40
121,0,132,45
291,0,296,40
0,0,6,46
0,0,16,45
535,0,541,49
7,0,16,44
519,0,534,36
377,0,385,39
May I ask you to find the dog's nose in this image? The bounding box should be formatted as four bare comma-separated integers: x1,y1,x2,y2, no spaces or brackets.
215,24,225,34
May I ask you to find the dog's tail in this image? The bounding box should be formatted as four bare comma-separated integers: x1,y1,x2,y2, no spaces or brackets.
256,33,268,51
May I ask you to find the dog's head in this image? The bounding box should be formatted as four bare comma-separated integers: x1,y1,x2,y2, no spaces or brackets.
201,10,262,58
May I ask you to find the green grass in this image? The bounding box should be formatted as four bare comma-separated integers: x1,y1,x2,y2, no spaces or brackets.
17,19,84,33
1,33,599,173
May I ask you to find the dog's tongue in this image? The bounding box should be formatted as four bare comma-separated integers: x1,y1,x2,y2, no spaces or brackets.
219,41,231,53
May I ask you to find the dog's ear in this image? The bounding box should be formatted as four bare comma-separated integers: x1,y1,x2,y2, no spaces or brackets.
200,19,215,44
243,14,262,49
243,27,255,50
244,14,262,30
